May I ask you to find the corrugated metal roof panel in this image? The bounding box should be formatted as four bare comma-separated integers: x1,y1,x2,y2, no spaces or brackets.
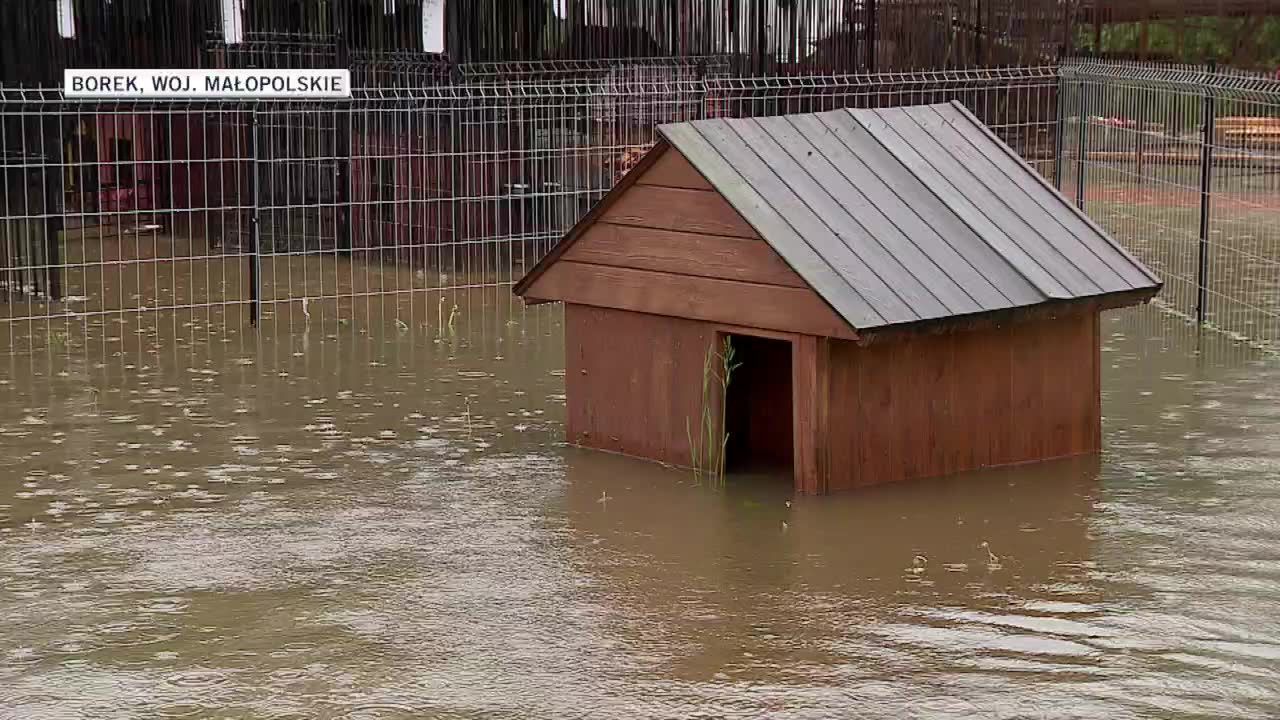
799,110,1044,310
714,116,953,321
782,113,1017,313
747,114,983,318
657,101,1160,331
936,102,1161,289
882,106,1130,292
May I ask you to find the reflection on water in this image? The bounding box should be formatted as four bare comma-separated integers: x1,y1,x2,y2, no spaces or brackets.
1,300,1279,719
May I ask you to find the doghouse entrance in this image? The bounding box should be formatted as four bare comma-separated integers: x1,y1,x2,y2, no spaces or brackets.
724,334,794,473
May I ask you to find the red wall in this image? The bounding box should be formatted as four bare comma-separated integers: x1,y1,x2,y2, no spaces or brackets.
827,311,1102,491
69,113,160,213
565,303,716,467
562,303,1103,495
168,111,250,212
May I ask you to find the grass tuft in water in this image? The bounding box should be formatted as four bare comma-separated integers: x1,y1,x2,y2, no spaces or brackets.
47,328,71,350
436,296,460,339
686,336,740,489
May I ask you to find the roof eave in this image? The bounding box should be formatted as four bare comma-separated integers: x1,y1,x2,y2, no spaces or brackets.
853,287,1161,346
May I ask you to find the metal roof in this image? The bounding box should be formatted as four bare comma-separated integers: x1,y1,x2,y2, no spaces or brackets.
656,101,1161,331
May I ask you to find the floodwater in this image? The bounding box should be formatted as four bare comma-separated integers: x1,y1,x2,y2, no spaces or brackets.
1,297,1279,720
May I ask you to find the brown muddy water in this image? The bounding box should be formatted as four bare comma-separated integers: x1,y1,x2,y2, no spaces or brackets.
1,296,1279,720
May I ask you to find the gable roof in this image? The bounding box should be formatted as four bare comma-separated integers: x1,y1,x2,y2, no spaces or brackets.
515,101,1161,332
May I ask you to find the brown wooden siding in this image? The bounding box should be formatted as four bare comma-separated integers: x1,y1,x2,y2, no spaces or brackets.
602,185,762,239
528,262,858,340
636,148,716,191
563,223,806,288
565,304,714,466
793,335,831,495
825,311,1101,491
526,145,858,341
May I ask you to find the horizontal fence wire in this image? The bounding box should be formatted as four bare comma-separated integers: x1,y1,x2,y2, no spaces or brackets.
1061,58,1280,350
2,59,1279,352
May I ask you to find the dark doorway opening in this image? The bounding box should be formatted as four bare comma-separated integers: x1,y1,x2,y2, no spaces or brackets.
724,334,794,474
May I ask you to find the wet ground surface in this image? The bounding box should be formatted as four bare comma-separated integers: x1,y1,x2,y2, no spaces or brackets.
1,299,1279,719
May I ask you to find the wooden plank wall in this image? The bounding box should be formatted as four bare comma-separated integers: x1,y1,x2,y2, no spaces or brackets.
524,147,857,341
564,304,714,467
793,335,831,495
826,311,1101,492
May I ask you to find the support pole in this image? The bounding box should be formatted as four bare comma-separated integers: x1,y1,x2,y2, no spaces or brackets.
249,109,261,328
1075,81,1088,211
1197,64,1216,326
334,17,353,254
44,216,62,301
1093,8,1103,55
43,114,64,301
1135,114,1147,180
792,335,830,496
1054,66,1066,191
975,0,985,66
866,0,877,72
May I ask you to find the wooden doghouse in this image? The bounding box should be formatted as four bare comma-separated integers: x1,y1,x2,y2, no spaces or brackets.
514,102,1162,495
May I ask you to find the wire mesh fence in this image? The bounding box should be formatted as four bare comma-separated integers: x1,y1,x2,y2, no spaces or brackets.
0,64,1057,331
2,59,1279,351
1060,58,1280,350
3,0,1076,87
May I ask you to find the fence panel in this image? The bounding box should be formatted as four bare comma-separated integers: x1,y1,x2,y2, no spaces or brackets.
2,65,1061,333
1061,59,1280,350
24,62,1280,353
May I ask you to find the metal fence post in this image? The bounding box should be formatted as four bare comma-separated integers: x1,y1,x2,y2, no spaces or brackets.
42,113,64,301
1075,80,1087,211
1054,67,1066,191
1196,63,1216,326
335,23,353,253
249,107,261,328
1134,106,1147,182
866,0,878,72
